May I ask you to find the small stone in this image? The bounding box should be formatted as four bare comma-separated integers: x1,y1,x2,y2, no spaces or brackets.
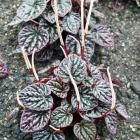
131,80,140,95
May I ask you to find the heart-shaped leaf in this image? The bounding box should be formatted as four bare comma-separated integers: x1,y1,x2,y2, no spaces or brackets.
51,0,72,17
80,103,109,120
42,5,55,24
91,24,115,48
17,83,53,111
47,77,70,98
20,110,51,133
18,25,49,55
50,107,73,128
74,120,96,140
57,54,87,84
33,128,65,140
115,102,130,119
39,19,62,45
62,12,80,34
105,111,118,134
92,80,112,104
8,0,47,26
71,86,98,111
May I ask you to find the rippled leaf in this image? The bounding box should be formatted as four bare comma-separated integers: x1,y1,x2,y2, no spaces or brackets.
57,54,87,84
47,77,70,98
50,107,73,128
33,128,65,140
105,111,118,134
20,110,51,132
74,120,96,140
8,0,47,26
51,0,72,17
71,86,98,111
62,12,80,34
92,80,112,104
18,25,49,55
82,77,94,87
17,83,53,111
91,24,115,48
42,5,55,24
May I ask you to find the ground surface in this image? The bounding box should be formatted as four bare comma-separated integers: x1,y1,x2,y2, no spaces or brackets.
0,0,140,140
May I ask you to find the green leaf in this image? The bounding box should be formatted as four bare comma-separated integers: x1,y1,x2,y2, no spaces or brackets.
82,76,94,87
50,107,73,128
42,5,55,24
62,12,80,34
17,83,53,111
51,0,72,17
65,35,81,55
47,77,70,98
20,110,51,132
92,80,112,104
57,54,87,84
91,23,115,48
8,0,47,26
39,19,62,45
18,25,49,55
71,86,98,111
33,128,65,140
74,120,96,140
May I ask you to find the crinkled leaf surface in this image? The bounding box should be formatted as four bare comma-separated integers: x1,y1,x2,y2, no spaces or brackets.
91,24,115,48
116,102,129,119
17,83,53,111
74,120,96,140
20,110,51,133
105,111,118,134
40,19,62,45
8,0,47,26
82,76,94,87
50,107,73,128
62,12,80,34
57,54,87,84
92,80,112,104
51,0,72,17
18,25,49,55
33,128,65,140
65,35,81,54
47,77,70,98
71,86,98,111
80,103,109,120
42,5,55,24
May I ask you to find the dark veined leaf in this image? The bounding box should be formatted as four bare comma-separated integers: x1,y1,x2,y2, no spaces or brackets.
71,86,98,111
39,19,63,45
74,120,96,140
50,107,73,128
115,101,130,119
87,63,102,82
92,80,112,104
20,110,51,133
42,5,55,24
91,23,115,48
34,46,53,62
18,25,49,55
62,12,80,34
33,128,65,140
51,0,72,17
57,54,87,84
105,111,118,134
8,0,47,26
47,77,70,98
82,76,94,87
65,35,81,55
17,83,53,111
0,60,8,79
80,103,109,120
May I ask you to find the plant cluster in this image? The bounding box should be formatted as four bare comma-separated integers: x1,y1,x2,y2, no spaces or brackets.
7,0,129,139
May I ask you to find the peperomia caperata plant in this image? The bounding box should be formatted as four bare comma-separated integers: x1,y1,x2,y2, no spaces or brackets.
6,0,129,139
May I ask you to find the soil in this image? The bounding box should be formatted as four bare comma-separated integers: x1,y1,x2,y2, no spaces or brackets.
0,0,140,140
